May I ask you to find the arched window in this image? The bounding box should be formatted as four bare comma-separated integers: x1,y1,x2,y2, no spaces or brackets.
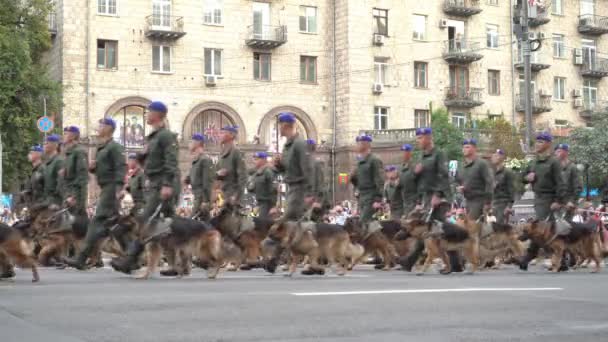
112,105,147,149
265,116,308,153
189,109,234,145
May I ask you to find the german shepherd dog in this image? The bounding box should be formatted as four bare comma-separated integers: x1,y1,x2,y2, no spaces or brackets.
343,217,397,271
520,220,602,273
478,221,525,268
0,222,39,282
400,211,480,275
263,220,350,276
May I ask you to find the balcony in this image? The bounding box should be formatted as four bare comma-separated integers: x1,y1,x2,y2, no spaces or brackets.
578,15,608,35
514,51,550,72
515,93,552,114
581,58,608,78
442,40,483,64
443,0,482,17
48,12,57,38
528,5,551,27
245,25,287,49
580,102,608,119
145,15,186,40
358,129,417,144
444,87,484,108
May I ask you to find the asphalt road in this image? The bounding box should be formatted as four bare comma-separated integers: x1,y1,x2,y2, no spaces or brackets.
2,264,608,342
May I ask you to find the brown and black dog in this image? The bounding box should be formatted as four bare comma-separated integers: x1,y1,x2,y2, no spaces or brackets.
0,222,39,282
520,220,602,273
478,221,525,268
343,217,397,271
32,208,90,266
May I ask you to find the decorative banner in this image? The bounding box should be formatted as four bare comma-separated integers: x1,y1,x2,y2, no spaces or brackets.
338,173,349,185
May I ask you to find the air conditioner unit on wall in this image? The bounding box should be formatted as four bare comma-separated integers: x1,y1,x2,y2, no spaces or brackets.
372,83,384,94
574,98,583,108
205,75,217,86
373,34,384,46
528,32,537,40
572,89,582,97
439,19,448,28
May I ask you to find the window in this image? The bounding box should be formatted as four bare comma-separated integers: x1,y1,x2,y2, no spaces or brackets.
452,113,466,129
300,56,317,83
97,40,117,69
374,58,388,85
253,53,271,81
412,14,426,41
203,0,222,25
152,45,171,73
414,110,430,128
554,119,568,128
554,77,566,100
299,6,317,33
98,0,117,15
552,0,563,15
374,106,388,130
583,79,598,109
152,0,171,27
414,62,428,88
552,34,565,58
580,0,595,16
488,114,502,121
486,24,499,48
204,48,222,76
487,70,500,95
373,9,388,36
487,0,498,5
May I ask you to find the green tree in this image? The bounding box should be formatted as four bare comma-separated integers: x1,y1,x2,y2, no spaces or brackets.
569,115,608,189
0,0,62,192
431,108,464,160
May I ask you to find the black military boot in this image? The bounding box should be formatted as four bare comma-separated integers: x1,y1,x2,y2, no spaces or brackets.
518,254,532,271
64,253,88,271
0,265,15,279
398,239,424,272
448,251,463,273
110,241,144,274
160,269,179,276
264,257,279,274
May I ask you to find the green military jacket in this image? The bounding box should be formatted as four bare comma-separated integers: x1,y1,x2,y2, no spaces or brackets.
248,166,277,203
62,144,89,199
217,144,247,201
128,169,145,206
26,163,45,205
384,181,401,213
144,127,179,188
416,147,450,199
457,157,494,203
493,166,515,205
312,159,328,202
93,139,126,188
190,154,214,204
278,135,313,195
525,152,566,203
398,161,418,206
352,153,384,202
561,161,582,204
43,154,64,206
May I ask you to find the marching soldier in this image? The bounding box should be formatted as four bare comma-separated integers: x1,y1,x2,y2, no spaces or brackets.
398,144,417,218
491,149,515,224
519,132,567,271
307,139,330,213
455,139,493,220
350,135,384,224
383,165,402,221
62,126,89,217
23,145,46,213
42,134,64,207
216,126,247,206
111,101,179,274
126,153,146,215
554,143,582,220
248,152,277,219
188,133,214,218
65,118,126,270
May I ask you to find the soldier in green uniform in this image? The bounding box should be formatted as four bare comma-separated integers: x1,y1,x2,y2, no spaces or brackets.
127,153,146,215
188,133,214,218
491,149,515,224
383,165,402,221
216,126,247,206
111,101,179,274
350,135,384,224
398,144,417,218
248,152,277,219
23,145,46,213
306,139,330,214
554,143,581,219
65,118,126,270
274,113,314,220
455,139,493,220
519,132,567,271
61,126,89,217
42,134,64,207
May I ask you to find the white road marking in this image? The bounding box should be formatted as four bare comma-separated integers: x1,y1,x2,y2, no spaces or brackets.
292,287,564,296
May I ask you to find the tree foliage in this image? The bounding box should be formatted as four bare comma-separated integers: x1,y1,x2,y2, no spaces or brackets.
0,0,62,191
475,118,525,160
569,115,608,189
431,108,464,160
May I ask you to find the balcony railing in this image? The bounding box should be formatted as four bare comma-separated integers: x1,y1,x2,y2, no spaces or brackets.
444,87,484,108
578,14,608,35
528,5,551,27
48,12,57,37
581,57,608,78
358,129,418,144
443,0,482,17
515,93,552,114
514,51,550,72
442,39,484,64
245,25,287,49
580,101,608,119
145,15,186,39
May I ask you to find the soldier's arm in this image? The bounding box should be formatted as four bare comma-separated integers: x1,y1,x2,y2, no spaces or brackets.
436,150,450,197
76,149,89,186
161,132,179,187
201,159,213,203
113,145,127,187
482,162,494,204
552,159,567,204
299,142,314,196
53,159,64,200
235,151,247,200
374,157,385,202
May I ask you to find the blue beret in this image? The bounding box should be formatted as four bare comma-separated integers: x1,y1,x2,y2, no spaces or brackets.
495,149,505,155
355,135,372,143
401,144,413,152
254,152,269,159
63,126,80,134
536,132,553,142
555,143,569,151
99,117,116,129
220,125,239,134
385,165,397,172
148,101,168,114
46,134,61,143
128,153,138,159
192,133,206,142
306,139,316,145
415,127,433,136
463,138,477,146
278,112,296,124
30,145,43,152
